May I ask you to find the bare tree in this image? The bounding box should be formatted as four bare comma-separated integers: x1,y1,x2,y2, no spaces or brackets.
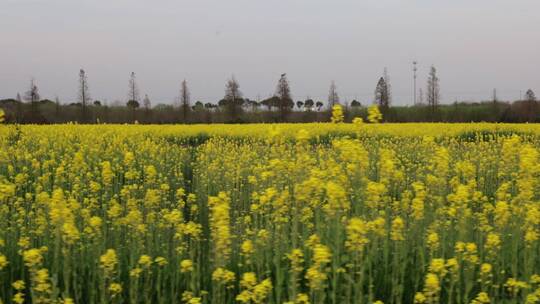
525,89,537,122
143,94,151,110
275,73,293,122
225,76,242,101
525,89,536,102
426,65,440,112
128,72,140,105
328,81,339,108
374,77,390,111
143,94,151,121
24,79,40,103
223,76,243,122
179,80,190,123
127,72,140,122
418,88,424,105
24,79,40,122
15,92,23,122
79,69,91,122
55,96,61,121
383,67,392,106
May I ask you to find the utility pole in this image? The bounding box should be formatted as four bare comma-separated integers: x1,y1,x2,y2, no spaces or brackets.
413,61,418,105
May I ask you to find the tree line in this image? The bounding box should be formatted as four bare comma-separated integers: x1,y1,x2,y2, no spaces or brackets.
0,67,538,124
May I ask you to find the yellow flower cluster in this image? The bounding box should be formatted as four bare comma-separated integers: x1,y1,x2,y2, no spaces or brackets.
236,272,273,303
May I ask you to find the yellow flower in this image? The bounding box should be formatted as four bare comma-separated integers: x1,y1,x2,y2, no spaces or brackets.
485,232,501,253
109,283,123,295
17,237,31,250
296,129,310,142
23,248,43,268
305,234,321,247
209,192,232,265
429,258,446,276
471,292,490,304
62,298,75,304
12,280,25,290
390,217,405,241
298,293,310,304
138,254,153,268
414,292,426,303
331,105,344,123
367,105,382,123
188,297,202,304
13,292,25,304
305,267,327,290
33,268,52,293
525,228,539,244
62,222,80,244
100,249,118,275
180,259,194,273
323,181,349,216
426,232,439,252
352,116,364,127
411,182,426,220
312,244,332,265
241,240,254,257
287,249,304,273
237,273,272,304
130,267,142,278
445,258,459,275
240,272,257,288
212,267,235,285
345,217,369,252
0,254,8,270
424,273,440,296
0,108,5,122
480,263,492,275
505,278,529,296
154,256,168,266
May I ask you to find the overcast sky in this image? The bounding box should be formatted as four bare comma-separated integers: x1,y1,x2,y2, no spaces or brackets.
0,0,539,105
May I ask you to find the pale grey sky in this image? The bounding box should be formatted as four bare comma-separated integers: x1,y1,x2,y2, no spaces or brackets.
0,0,539,105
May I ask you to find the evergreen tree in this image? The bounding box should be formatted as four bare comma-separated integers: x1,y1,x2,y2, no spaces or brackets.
374,77,390,111
275,73,293,122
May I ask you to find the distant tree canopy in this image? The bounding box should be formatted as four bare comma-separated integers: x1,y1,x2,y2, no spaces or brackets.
1,70,538,124
351,100,361,107
127,99,140,108
2,95,540,124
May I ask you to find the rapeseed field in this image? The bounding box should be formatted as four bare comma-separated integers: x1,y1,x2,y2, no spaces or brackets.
1,122,540,303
